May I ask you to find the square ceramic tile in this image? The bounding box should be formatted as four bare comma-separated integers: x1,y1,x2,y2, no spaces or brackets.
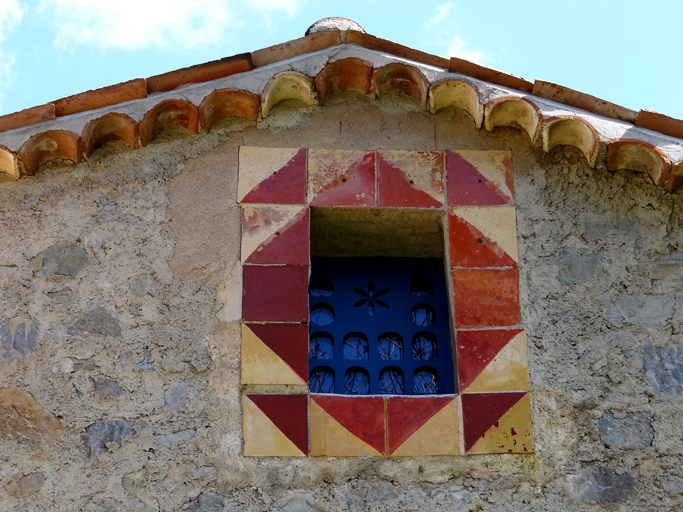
377,150,444,208
238,146,307,204
242,265,309,322
241,323,308,386
446,150,514,206
308,149,375,206
449,207,518,268
461,392,534,454
241,205,309,265
310,395,385,456
243,394,308,456
452,268,520,328
457,329,529,393
387,397,461,456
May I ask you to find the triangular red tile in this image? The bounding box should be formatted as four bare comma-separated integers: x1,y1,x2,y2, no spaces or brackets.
313,395,385,454
245,208,310,265
310,152,375,206
387,397,452,454
246,323,308,382
446,151,510,206
457,330,523,391
449,212,517,268
242,148,306,204
461,392,525,452
248,394,308,455
378,155,442,208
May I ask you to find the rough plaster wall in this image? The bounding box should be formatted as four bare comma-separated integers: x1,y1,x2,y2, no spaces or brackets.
1,94,683,511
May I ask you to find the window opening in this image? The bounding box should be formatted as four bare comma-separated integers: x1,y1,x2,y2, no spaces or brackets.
308,257,455,395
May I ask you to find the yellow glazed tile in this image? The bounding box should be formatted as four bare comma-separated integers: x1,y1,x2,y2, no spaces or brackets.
243,395,306,457
241,324,305,386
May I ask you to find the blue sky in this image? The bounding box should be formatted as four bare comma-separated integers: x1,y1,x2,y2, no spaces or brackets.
1,1,681,120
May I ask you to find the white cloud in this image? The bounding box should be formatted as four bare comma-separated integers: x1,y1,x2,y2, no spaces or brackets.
0,0,25,112
424,2,453,28
447,35,486,64
39,0,302,51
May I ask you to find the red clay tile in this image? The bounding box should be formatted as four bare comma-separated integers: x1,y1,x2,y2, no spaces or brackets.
636,109,683,140
668,158,683,192
606,138,672,187
245,323,309,383
532,80,637,123
0,104,55,134
252,30,342,68
461,392,527,452
139,100,199,146
198,89,260,131
248,394,309,455
81,113,137,157
452,268,520,328
19,130,81,175
239,147,307,205
446,150,515,206
449,57,532,93
346,31,449,69
147,54,253,94
448,208,517,268
374,63,429,109
315,58,374,105
386,397,452,455
53,79,147,117
312,395,385,455
242,265,309,322
308,149,375,206
242,206,309,265
456,329,523,391
377,150,443,208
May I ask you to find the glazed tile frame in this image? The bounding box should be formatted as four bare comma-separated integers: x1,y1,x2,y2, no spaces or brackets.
238,146,533,457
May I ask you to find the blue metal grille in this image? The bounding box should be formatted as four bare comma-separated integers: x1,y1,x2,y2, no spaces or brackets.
308,257,456,395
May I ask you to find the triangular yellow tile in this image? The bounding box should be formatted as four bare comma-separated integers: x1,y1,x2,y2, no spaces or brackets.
467,393,534,454
241,324,305,385
466,331,530,393
453,206,518,263
238,147,301,202
240,205,303,263
392,400,461,456
310,399,382,457
456,151,513,202
242,396,305,456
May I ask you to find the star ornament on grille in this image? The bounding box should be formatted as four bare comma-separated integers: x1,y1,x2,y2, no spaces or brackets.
353,280,389,316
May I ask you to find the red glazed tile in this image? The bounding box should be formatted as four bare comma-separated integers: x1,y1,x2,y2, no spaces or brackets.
53,79,147,117
315,57,374,105
199,89,260,131
0,104,55,134
448,207,518,268
457,330,529,393
461,392,533,454
81,113,138,157
246,394,308,455
452,269,520,328
252,30,342,67
449,57,532,93
19,130,81,175
377,150,444,208
238,147,307,205
308,149,375,206
242,265,308,322
241,206,309,265
446,150,514,206
139,100,198,146
346,31,449,69
245,323,308,383
387,397,456,455
147,54,253,93
311,395,385,456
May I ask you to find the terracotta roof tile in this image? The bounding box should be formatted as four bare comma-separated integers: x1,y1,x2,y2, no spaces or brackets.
53,79,147,117
636,109,683,140
533,80,637,123
449,58,532,93
252,30,342,68
147,54,253,94
345,30,449,69
0,104,55,133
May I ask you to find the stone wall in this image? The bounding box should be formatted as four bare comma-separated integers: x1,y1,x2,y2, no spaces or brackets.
1,95,683,511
